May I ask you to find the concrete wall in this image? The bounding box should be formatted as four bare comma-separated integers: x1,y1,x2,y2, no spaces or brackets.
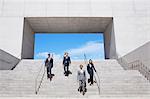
114,17,150,57
122,41,150,68
104,20,117,59
0,49,20,70
0,17,24,59
21,19,34,59
0,0,150,59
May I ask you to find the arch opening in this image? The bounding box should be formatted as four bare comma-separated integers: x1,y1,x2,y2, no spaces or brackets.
22,17,116,59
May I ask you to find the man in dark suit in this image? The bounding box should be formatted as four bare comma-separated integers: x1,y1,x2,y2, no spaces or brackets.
45,53,53,80
87,59,96,85
63,52,71,76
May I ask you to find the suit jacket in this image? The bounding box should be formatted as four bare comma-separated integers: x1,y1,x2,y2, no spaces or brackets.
77,70,86,81
63,56,71,66
45,58,53,68
87,63,96,76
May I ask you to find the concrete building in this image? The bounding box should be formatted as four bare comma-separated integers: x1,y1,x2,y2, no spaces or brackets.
0,0,150,60
0,0,149,69
0,0,150,97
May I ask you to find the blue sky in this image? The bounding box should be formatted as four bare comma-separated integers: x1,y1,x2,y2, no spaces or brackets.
34,33,105,60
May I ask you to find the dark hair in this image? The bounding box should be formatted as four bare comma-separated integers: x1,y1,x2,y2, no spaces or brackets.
89,59,93,63
48,53,50,56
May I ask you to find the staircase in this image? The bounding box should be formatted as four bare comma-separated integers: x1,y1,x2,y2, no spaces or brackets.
0,59,150,97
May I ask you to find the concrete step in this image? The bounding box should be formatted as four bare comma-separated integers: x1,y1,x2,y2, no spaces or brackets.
0,59,150,97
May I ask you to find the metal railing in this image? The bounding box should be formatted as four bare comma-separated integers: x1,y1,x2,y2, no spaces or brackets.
94,72,101,95
35,62,46,94
84,54,100,95
117,56,150,82
128,60,150,81
128,60,140,69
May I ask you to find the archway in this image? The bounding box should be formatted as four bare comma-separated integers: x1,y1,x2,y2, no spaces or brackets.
22,17,116,59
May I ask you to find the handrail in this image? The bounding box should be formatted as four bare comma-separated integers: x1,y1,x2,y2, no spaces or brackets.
128,60,140,65
35,62,46,94
93,72,101,95
116,52,150,81
127,59,150,81
128,58,150,64
84,54,100,95
118,56,150,81
128,59,149,70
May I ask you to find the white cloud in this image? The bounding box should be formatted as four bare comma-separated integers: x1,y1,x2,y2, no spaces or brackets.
36,52,62,61
53,53,62,61
36,41,104,60
36,52,49,58
66,41,104,60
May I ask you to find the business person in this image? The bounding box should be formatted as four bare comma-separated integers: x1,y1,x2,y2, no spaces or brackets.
63,52,71,76
77,64,87,95
87,59,96,85
45,53,53,81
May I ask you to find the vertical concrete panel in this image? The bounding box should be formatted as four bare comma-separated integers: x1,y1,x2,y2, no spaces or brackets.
147,17,150,40
2,0,24,17
133,0,149,17
0,0,3,16
104,20,117,59
111,0,135,17
114,16,150,57
109,22,117,59
123,42,150,68
21,19,34,59
24,0,46,17
104,25,111,59
46,0,68,16
68,0,91,16
0,17,24,58
0,49,20,70
91,0,112,17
